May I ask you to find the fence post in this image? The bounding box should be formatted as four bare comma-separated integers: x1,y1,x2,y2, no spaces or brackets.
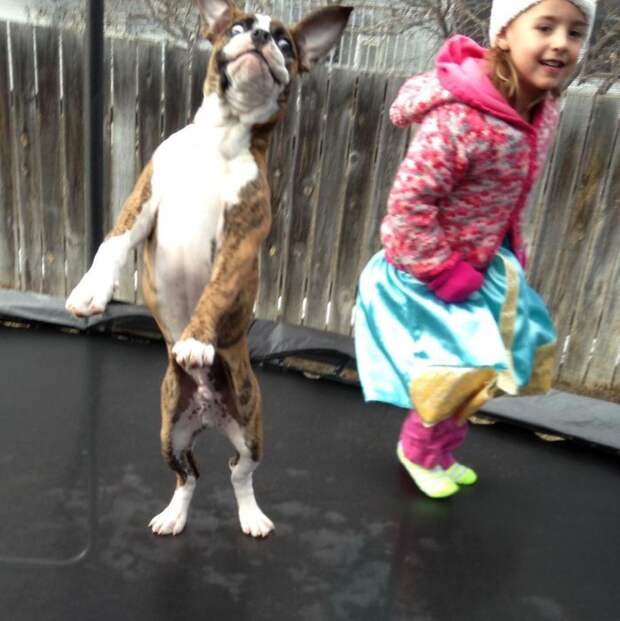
84,0,105,266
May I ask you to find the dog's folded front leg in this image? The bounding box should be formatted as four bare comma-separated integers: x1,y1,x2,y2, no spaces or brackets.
66,162,156,317
172,197,270,372
170,274,229,371
171,289,223,370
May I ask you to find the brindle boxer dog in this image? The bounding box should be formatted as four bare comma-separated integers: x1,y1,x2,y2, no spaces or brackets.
66,0,352,538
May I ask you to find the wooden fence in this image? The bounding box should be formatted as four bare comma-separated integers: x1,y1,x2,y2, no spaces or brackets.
0,21,619,401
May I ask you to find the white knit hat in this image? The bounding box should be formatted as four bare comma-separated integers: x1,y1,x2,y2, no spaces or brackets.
489,0,597,48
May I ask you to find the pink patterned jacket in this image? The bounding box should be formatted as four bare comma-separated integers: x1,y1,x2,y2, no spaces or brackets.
381,36,560,281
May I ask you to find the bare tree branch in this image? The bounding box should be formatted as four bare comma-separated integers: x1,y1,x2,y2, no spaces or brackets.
24,0,620,87
131,0,201,47
362,0,617,86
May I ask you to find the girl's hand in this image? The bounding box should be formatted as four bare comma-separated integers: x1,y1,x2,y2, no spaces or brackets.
427,261,484,303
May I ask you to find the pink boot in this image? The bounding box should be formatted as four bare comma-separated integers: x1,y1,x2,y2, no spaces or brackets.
397,411,475,498
399,410,468,469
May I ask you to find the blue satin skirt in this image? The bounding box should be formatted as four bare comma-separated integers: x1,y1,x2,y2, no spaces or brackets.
354,248,556,423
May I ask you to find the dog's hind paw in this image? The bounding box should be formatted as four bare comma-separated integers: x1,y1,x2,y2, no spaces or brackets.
172,338,215,369
149,479,195,536
239,507,275,539
149,506,188,536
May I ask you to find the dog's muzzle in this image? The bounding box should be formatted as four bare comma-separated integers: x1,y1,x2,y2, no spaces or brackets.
229,47,283,87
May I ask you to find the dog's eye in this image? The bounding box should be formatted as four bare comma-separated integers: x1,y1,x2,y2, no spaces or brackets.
277,37,291,53
231,23,246,36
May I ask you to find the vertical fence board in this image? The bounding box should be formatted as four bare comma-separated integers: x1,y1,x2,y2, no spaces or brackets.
540,95,599,377
266,91,284,175
61,29,86,292
524,110,559,256
555,98,620,388
280,67,330,325
582,127,620,392
327,71,387,335
587,265,620,395
257,80,300,320
528,93,595,298
0,22,17,289
135,40,163,304
190,45,209,122
163,44,190,139
99,32,113,276
356,74,409,274
36,26,64,295
137,41,162,172
304,68,357,330
526,93,595,380
542,98,601,373
523,173,548,263
110,38,138,303
10,23,43,292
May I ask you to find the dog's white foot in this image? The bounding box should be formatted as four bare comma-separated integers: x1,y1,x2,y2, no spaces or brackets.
149,505,188,536
172,338,215,369
149,481,195,536
238,502,275,538
66,272,116,317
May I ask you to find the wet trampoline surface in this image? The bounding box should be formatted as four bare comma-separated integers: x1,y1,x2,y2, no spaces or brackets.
1,325,619,621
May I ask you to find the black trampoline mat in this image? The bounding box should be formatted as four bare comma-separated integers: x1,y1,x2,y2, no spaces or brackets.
1,326,619,621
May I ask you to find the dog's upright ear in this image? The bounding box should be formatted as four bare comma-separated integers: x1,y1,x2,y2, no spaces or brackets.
291,6,353,72
195,0,241,42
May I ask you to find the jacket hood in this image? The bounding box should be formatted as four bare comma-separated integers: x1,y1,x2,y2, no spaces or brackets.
390,35,540,131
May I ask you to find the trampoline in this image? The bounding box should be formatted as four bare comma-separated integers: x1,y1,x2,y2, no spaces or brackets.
1,322,619,621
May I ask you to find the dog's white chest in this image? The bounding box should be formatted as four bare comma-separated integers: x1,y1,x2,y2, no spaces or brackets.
150,112,259,339
154,125,256,248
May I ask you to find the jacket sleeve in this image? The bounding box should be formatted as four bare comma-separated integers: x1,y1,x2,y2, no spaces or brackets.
380,106,471,281
389,73,435,128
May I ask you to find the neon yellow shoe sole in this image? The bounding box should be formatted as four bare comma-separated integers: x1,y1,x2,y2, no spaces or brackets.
396,444,460,498
446,463,478,486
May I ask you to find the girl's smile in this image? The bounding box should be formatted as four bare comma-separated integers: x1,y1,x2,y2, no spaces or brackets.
540,58,566,72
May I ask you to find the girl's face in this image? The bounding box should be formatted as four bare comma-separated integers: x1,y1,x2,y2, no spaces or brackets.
497,0,587,102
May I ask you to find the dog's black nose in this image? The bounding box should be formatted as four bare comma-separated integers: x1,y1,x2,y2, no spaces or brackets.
251,29,271,48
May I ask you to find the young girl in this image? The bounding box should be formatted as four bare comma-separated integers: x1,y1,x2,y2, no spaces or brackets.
354,0,596,498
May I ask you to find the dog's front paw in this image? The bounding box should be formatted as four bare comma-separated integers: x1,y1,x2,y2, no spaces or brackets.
172,339,215,369
66,272,116,318
239,506,275,539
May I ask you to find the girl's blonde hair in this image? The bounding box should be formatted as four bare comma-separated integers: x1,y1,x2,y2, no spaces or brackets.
486,47,562,105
